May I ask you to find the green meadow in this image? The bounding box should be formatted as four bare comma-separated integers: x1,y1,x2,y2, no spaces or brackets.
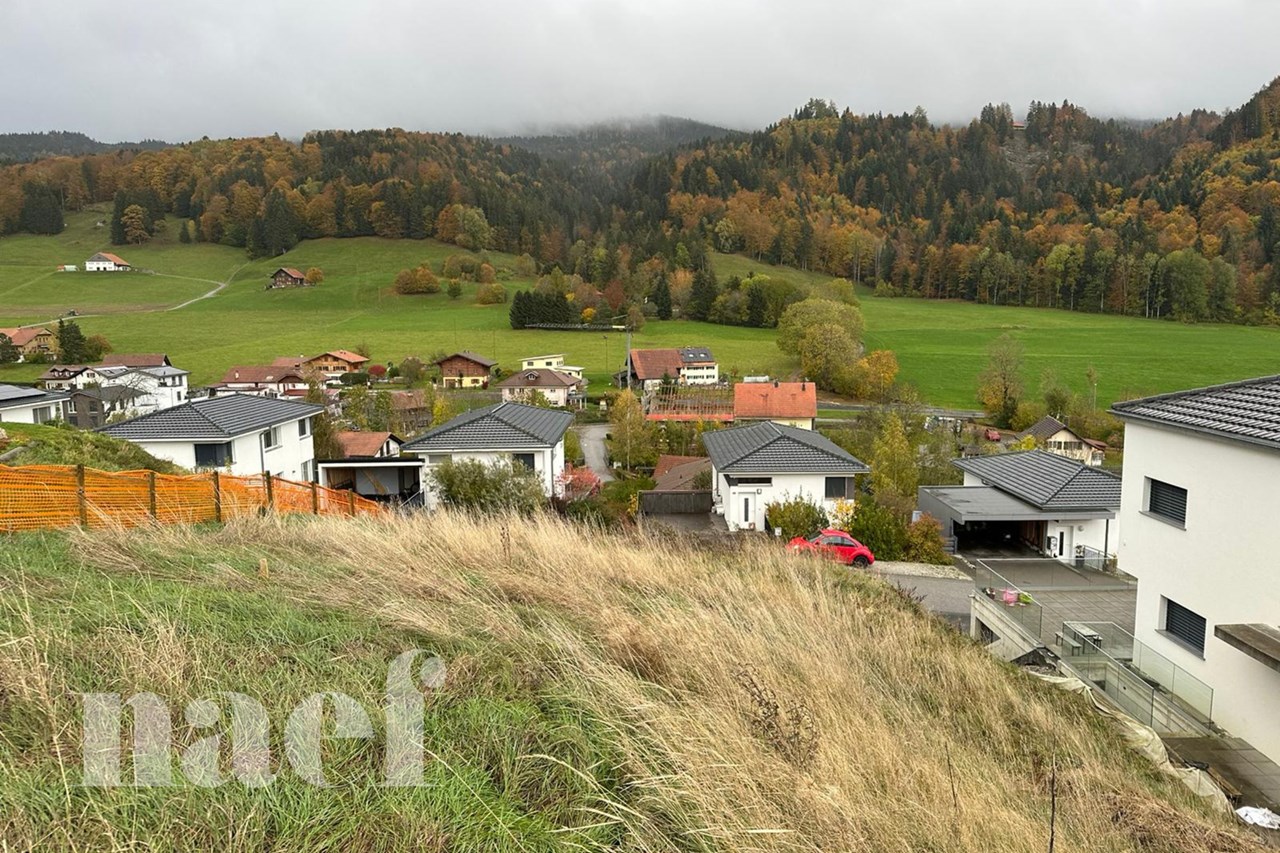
1,207,1277,407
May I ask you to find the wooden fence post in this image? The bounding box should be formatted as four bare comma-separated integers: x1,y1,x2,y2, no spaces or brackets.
311,482,319,515
75,464,88,528
212,471,223,523
347,491,356,516
265,473,275,511
148,471,158,520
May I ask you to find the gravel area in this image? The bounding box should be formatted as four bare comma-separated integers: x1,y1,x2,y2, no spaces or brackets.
870,559,970,580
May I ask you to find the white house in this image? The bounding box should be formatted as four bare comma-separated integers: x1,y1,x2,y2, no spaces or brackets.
1112,376,1280,765
520,354,585,379
400,402,574,507
85,252,131,272
702,422,869,533
100,394,322,481
213,365,309,399
40,354,187,416
495,368,585,408
625,347,719,391
0,385,67,424
917,450,1121,559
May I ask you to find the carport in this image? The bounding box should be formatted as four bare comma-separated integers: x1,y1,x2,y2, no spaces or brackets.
317,458,424,504
917,485,1113,557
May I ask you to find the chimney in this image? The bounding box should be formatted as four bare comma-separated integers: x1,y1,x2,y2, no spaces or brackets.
234,371,240,381
801,382,806,391
773,380,779,388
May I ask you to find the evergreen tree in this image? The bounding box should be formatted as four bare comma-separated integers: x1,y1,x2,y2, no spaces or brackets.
746,283,768,327
56,319,88,363
688,268,719,321
19,182,63,234
652,272,672,320
0,334,18,364
178,220,192,243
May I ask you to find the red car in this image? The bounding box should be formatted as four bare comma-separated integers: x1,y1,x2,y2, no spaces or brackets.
788,528,875,568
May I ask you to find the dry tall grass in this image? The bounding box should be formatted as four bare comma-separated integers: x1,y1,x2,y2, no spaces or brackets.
7,513,1263,851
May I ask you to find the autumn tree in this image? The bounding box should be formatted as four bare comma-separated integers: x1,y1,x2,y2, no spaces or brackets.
607,390,657,469
304,267,324,285
852,350,900,402
777,297,864,355
976,333,1025,427
870,413,919,519
797,322,858,394
120,204,150,244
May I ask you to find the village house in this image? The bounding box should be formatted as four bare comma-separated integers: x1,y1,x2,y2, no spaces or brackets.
84,252,130,272
622,347,719,390
0,326,54,361
434,351,497,389
703,422,869,533
519,354,584,379
733,380,818,430
401,402,573,506
1111,375,1280,765
335,431,403,459
1022,415,1106,466
0,385,66,424
316,431,417,503
495,368,585,408
300,350,369,377
101,394,322,481
652,454,711,491
65,386,146,429
267,267,308,289
213,365,310,398
38,356,188,415
917,450,1120,560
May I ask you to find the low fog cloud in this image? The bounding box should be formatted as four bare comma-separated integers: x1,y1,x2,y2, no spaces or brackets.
1,0,1275,141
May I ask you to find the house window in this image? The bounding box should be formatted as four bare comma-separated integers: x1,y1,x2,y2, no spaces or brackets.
33,406,53,424
825,477,852,499
426,454,450,466
728,476,772,486
262,426,281,451
1146,478,1187,526
1162,598,1206,655
194,442,234,467
298,417,311,438
743,497,751,523
514,453,536,470
300,460,312,482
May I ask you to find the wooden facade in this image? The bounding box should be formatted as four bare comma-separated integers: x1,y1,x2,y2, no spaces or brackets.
434,352,496,389
268,267,309,289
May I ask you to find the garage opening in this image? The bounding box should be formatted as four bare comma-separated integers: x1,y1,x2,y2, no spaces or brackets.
954,518,1046,557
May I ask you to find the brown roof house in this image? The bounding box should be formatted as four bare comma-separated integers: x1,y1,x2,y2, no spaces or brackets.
496,368,585,408
0,326,54,361
85,252,130,272
1021,415,1105,467
733,381,818,430
652,454,712,491
268,267,309,289
623,347,718,390
434,351,496,389
99,353,172,368
213,365,310,398
304,350,369,377
335,431,403,459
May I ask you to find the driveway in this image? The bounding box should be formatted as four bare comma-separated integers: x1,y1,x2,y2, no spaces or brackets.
873,570,974,632
575,423,615,482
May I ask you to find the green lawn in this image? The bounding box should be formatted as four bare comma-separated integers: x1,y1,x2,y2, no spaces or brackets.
3,212,1277,407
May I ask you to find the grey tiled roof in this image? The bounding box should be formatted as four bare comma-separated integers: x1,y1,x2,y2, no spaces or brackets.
1110,375,1280,451
1023,415,1073,443
0,385,66,408
402,402,573,451
100,394,322,441
953,450,1120,511
703,422,869,474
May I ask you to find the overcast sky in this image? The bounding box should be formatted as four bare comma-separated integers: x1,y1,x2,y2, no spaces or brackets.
2,0,1275,142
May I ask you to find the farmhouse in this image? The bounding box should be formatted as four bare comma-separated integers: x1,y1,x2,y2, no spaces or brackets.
623,347,719,390
401,402,573,506
1111,375,1280,765
0,326,54,361
703,422,869,533
0,385,66,424
733,381,817,430
213,365,309,398
434,351,496,389
85,252,130,272
302,350,369,377
101,394,322,481
917,450,1120,560
496,368,585,408
268,267,308,289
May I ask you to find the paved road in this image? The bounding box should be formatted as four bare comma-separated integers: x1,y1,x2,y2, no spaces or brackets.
874,571,973,631
575,423,615,482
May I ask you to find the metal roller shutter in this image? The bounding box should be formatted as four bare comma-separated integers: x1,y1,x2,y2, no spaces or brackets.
1165,599,1206,654
1149,479,1187,525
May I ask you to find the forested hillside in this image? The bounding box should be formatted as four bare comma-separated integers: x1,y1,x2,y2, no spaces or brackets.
2,77,1278,327
0,131,169,165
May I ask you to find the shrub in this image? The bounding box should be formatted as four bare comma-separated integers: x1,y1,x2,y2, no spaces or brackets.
447,279,462,299
475,282,507,305
366,364,387,380
477,263,497,284
564,428,584,464
339,371,370,386
904,513,951,565
429,459,545,513
764,496,829,540
394,265,439,295
840,498,908,561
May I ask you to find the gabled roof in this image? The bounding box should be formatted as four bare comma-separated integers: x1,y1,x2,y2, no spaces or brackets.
272,356,307,367
1023,415,1076,443
734,381,817,420
703,422,869,475
310,349,368,365
629,348,682,380
38,364,89,380
335,431,400,458
88,252,129,265
272,267,306,279
402,402,572,452
0,384,66,409
100,394,322,441
434,351,497,369
70,385,145,403
679,346,715,364
1110,375,1280,452
99,353,171,368
0,327,51,347
496,368,581,389
653,455,711,491
952,449,1120,511
221,365,307,385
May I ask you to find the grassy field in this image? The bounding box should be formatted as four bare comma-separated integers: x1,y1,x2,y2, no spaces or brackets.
2,209,1278,406
0,513,1255,851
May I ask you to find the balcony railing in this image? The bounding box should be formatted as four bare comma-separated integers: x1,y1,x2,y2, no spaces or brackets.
1061,621,1213,723
974,564,1043,640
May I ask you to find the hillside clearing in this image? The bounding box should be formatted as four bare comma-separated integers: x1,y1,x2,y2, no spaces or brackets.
0,514,1260,851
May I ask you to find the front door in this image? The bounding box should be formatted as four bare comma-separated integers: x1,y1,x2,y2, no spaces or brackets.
741,494,755,530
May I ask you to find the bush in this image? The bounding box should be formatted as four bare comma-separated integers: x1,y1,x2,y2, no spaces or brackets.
840,498,908,561
904,513,951,565
394,265,439,295
339,371,370,386
429,459,545,513
564,428,584,464
447,279,462,299
764,496,829,540
476,282,507,305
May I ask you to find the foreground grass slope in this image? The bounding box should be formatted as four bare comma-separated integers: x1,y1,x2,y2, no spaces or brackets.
0,515,1257,851
0,421,179,472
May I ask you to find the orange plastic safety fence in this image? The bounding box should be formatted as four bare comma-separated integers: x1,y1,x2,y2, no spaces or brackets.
0,465,382,533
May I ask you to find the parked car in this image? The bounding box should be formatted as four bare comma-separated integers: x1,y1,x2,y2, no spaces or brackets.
788,528,875,568
983,427,1001,441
